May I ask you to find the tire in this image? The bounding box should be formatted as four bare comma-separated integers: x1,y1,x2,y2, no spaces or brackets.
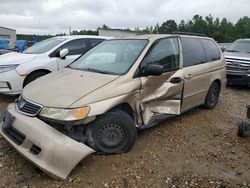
238,122,247,138
204,82,220,109
24,71,49,87
86,110,137,154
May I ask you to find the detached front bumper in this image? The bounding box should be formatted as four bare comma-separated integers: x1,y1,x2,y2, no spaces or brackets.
0,104,95,179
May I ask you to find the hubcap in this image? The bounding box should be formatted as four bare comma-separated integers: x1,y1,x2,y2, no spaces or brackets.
97,124,126,149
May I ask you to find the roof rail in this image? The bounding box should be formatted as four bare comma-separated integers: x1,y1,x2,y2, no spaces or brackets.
172,32,207,37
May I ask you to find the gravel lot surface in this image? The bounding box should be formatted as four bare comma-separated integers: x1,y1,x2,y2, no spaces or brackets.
0,86,249,188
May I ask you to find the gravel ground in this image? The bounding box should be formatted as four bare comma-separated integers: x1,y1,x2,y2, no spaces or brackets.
0,86,249,188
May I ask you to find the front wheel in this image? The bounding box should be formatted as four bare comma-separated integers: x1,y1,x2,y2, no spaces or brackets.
86,110,137,154
204,82,220,109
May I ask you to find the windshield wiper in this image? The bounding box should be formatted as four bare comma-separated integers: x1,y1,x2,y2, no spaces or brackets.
68,66,118,75
83,68,117,75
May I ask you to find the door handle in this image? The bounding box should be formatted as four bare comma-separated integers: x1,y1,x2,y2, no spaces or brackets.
185,74,192,80
170,77,183,84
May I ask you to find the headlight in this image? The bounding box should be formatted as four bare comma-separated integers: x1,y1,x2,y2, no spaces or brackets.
0,64,19,73
39,107,90,121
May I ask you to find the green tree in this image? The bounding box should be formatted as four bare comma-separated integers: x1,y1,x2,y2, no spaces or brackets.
158,20,177,33
178,20,187,32
153,22,160,33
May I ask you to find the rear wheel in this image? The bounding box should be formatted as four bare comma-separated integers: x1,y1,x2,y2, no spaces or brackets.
204,82,220,109
86,110,137,154
23,71,49,87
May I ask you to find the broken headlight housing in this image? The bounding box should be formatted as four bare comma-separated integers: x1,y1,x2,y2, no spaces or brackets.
39,107,90,121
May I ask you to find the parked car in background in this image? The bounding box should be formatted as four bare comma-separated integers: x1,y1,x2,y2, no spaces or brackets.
0,34,226,179
0,35,108,95
224,39,250,86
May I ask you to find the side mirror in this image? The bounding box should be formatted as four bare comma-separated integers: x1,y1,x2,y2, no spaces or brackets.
143,64,163,76
221,47,225,52
59,48,69,59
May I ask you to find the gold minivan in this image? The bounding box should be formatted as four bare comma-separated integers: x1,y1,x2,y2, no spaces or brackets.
0,34,226,179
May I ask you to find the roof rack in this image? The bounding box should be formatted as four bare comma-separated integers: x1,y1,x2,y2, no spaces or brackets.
172,32,206,37
136,32,207,37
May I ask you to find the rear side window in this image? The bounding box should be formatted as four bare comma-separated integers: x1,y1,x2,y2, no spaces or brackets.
181,37,206,67
61,39,87,55
146,37,180,72
201,39,221,62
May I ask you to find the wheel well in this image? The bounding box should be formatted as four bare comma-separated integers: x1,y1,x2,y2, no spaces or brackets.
23,69,51,88
213,79,221,88
108,103,134,119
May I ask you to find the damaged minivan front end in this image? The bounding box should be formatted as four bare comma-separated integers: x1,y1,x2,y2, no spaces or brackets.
0,67,127,179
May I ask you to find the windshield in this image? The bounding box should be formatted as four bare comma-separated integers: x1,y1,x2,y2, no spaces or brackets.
24,38,66,54
226,40,250,53
69,39,148,75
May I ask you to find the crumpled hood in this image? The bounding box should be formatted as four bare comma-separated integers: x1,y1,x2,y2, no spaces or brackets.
224,52,250,61
23,68,119,108
0,52,37,65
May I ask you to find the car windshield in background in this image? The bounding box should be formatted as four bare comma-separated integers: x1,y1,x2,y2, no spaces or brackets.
69,39,148,75
24,38,66,54
226,40,250,53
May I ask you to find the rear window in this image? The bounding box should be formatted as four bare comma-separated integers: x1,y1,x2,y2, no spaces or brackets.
181,37,206,67
200,39,221,62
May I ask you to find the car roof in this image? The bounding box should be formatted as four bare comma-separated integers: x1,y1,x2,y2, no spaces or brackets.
53,35,111,40
236,38,250,42
114,34,212,41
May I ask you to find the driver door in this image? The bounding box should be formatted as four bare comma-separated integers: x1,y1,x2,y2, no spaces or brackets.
139,37,184,126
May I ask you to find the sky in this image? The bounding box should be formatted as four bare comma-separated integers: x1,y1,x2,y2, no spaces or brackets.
0,0,250,35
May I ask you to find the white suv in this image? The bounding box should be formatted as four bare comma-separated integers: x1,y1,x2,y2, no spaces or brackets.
0,35,108,95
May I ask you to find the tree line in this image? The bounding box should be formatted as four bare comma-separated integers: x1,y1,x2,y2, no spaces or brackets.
17,15,250,43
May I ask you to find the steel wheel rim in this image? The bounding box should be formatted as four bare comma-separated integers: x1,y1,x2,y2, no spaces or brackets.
96,123,126,149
